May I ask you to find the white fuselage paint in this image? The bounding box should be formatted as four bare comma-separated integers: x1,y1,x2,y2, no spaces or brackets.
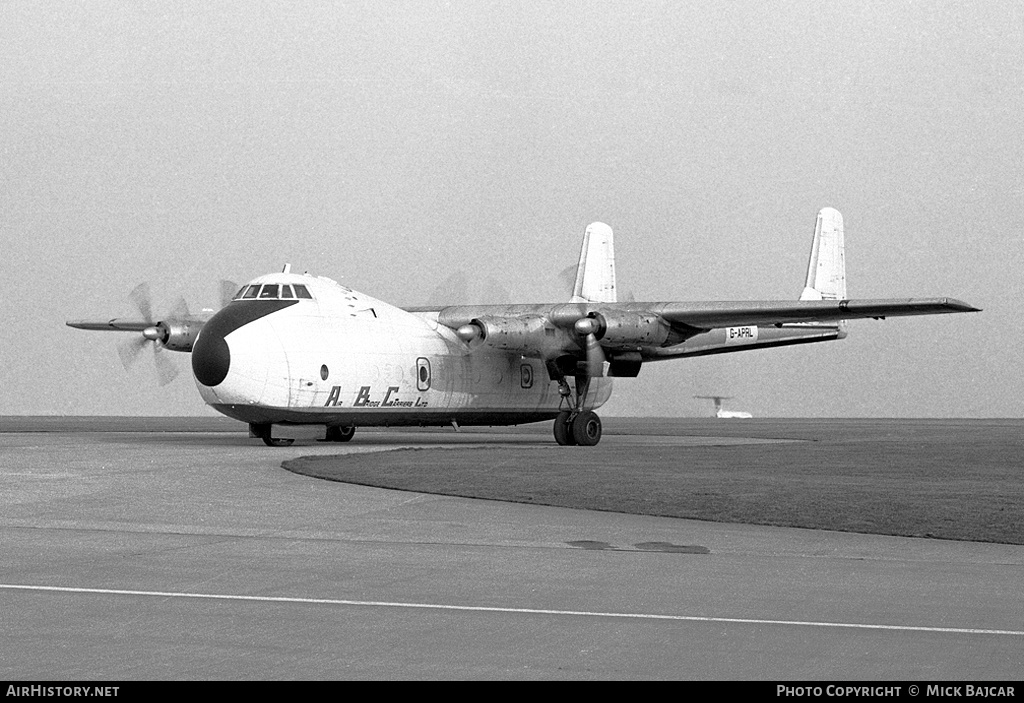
195,274,611,427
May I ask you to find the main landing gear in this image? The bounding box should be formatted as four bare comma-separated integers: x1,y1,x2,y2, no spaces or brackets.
249,423,294,447
553,409,602,446
552,377,603,446
250,423,356,446
322,425,355,443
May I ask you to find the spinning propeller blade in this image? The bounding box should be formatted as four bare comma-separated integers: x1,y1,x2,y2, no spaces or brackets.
574,317,606,377
117,336,149,371
119,283,186,385
128,283,153,323
152,345,180,386
220,280,240,309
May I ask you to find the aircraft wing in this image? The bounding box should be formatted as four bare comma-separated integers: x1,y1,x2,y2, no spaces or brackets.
65,314,208,353
644,297,980,331
417,296,979,374
66,319,156,332
424,297,979,332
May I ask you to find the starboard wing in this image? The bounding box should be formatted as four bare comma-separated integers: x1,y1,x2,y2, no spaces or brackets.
417,296,980,375
426,297,979,333
648,297,980,331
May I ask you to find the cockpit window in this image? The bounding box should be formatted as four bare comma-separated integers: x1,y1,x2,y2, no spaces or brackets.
234,282,313,301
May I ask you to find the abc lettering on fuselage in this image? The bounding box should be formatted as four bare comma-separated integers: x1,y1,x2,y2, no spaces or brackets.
325,385,428,408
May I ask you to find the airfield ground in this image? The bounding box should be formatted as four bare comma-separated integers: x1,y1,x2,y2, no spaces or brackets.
6,416,1022,545
288,418,1024,545
2,417,1022,679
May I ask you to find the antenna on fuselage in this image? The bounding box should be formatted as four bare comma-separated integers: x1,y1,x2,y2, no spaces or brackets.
282,263,291,274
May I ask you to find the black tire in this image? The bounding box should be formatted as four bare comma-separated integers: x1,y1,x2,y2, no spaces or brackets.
571,410,602,446
326,425,355,442
553,411,577,446
254,423,295,447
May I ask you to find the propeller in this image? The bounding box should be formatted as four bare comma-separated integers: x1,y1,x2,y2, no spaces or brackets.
573,316,606,377
558,264,578,296
220,280,241,309
456,324,482,344
427,271,514,306
482,278,512,305
116,283,186,386
427,271,470,306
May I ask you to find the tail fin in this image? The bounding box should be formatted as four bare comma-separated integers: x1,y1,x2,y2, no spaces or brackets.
800,207,846,301
570,222,617,303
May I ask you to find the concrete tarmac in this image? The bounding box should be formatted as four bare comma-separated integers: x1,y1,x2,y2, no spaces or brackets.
1,424,1022,680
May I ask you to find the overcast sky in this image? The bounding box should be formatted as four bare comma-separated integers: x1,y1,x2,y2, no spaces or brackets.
2,1,1021,418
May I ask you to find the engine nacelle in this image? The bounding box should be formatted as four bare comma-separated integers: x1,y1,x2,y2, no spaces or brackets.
587,312,670,349
159,320,202,352
457,315,572,357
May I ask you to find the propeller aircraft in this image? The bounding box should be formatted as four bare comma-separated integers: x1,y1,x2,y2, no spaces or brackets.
68,208,979,446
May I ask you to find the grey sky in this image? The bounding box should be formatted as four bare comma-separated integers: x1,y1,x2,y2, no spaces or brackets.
2,1,1020,418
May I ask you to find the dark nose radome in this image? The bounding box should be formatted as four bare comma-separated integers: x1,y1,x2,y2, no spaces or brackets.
192,327,230,387
191,299,300,387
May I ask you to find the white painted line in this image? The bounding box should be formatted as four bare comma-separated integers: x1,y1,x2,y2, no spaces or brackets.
3,583,1022,637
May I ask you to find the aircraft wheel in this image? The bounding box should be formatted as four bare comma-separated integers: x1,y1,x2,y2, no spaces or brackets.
571,410,602,446
325,425,355,442
252,423,294,447
553,411,577,446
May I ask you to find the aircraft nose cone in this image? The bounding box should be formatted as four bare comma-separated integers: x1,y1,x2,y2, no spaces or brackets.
190,298,299,388
192,325,230,387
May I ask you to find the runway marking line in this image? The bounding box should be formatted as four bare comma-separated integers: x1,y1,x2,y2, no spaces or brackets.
3,583,1022,637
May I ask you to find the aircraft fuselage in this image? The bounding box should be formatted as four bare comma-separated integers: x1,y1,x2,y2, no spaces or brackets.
191,273,611,428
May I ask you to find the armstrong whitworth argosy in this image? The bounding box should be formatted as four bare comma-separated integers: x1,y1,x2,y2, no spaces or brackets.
68,209,979,446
